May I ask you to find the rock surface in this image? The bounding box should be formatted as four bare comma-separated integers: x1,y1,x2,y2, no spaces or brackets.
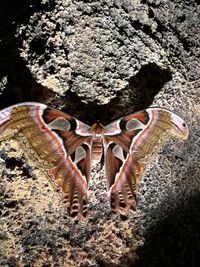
0,0,199,266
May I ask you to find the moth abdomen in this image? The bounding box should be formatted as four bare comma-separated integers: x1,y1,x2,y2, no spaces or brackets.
92,137,103,163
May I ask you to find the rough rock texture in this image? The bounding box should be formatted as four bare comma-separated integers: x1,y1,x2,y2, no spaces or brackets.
0,0,199,266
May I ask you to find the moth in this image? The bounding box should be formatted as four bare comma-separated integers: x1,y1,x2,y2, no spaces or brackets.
0,102,188,219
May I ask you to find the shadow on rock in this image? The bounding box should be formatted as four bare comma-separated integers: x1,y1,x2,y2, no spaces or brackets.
134,193,200,267
133,112,200,267
60,62,172,125
0,0,55,108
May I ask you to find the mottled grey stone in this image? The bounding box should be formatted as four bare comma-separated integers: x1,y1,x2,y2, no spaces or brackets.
0,0,199,266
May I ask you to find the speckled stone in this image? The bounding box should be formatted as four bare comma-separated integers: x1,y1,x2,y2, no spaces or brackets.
0,0,199,266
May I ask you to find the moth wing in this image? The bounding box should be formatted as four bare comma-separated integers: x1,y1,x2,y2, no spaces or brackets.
103,107,189,214
0,102,93,219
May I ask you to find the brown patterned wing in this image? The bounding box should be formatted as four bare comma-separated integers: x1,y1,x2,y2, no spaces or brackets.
103,108,189,215
0,102,93,219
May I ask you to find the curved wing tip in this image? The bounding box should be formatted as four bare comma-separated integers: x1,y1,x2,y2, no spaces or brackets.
171,113,189,140
148,107,189,140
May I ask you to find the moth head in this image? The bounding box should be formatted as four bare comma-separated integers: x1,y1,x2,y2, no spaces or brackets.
90,122,105,134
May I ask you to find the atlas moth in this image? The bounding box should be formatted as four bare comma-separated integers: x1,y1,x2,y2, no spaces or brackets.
0,102,189,219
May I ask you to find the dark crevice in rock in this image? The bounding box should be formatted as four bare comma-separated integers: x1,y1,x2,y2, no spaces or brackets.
169,25,192,53
130,20,159,44
29,35,49,56
4,199,18,209
1,154,33,178
4,157,25,170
